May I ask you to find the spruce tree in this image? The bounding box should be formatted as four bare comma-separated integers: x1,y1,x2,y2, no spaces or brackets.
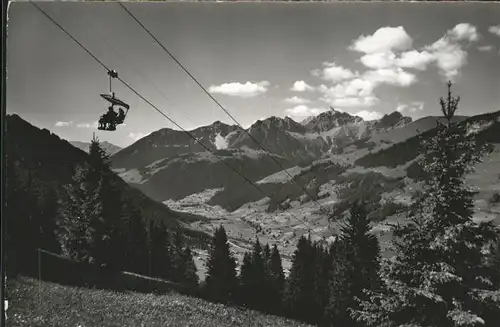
59,163,100,263
204,225,238,304
283,236,317,324
250,238,268,311
269,244,286,315
181,246,199,289
325,201,381,327
238,251,254,307
88,137,126,270
352,82,500,327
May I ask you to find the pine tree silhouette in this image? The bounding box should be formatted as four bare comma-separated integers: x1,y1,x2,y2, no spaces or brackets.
326,200,381,327
204,225,238,304
269,244,285,315
283,236,317,324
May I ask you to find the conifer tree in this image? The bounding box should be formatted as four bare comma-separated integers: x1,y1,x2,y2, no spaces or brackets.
204,225,238,304
352,82,500,327
249,238,268,311
325,201,381,327
269,244,286,315
88,137,126,269
238,251,254,307
283,236,317,324
181,246,199,289
313,243,332,325
59,163,100,263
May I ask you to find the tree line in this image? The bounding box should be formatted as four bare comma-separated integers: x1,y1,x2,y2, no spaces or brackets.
199,82,500,327
5,82,500,326
5,136,198,288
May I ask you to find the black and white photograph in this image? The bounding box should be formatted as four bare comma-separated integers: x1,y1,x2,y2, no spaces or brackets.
3,1,500,326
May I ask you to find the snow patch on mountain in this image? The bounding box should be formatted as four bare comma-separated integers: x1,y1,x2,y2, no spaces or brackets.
214,133,229,150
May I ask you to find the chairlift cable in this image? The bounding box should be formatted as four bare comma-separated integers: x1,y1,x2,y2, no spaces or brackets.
29,1,327,244
117,2,333,219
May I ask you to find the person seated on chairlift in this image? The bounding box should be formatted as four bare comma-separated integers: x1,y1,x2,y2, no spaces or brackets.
116,108,125,124
105,106,118,127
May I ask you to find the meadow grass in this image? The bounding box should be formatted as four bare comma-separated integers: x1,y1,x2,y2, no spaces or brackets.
6,277,312,327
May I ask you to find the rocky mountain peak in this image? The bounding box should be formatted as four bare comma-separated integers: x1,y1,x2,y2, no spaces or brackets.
304,109,361,132
375,111,413,129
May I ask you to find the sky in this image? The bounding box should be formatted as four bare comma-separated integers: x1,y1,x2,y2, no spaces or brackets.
6,1,500,148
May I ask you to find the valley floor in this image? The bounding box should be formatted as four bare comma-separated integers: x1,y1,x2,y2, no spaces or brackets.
6,277,312,327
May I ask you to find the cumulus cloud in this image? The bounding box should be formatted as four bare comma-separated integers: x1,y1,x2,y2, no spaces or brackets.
396,50,435,70
425,36,468,81
360,52,397,70
284,105,328,119
208,81,270,98
55,121,73,127
448,23,479,42
284,96,311,104
317,62,357,82
355,110,384,121
364,68,417,87
76,121,99,129
350,26,413,54
291,80,314,92
489,25,500,37
353,23,479,81
421,23,480,80
478,45,494,52
397,101,424,113
318,77,379,108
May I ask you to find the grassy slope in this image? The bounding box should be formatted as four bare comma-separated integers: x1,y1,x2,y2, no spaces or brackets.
6,277,312,327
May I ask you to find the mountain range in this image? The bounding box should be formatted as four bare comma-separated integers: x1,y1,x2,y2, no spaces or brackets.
106,108,499,273
6,108,500,274
111,109,416,202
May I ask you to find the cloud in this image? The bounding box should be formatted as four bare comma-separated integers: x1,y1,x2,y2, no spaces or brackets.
208,81,270,98
333,97,380,108
422,23,480,81
425,36,468,81
55,121,73,127
291,80,314,92
284,105,328,119
360,52,397,70
396,50,435,70
350,26,413,54
397,101,424,113
478,45,494,52
355,110,383,121
76,121,99,129
128,132,147,141
317,62,357,82
364,68,417,87
284,96,311,104
448,23,479,42
318,77,379,108
489,25,500,37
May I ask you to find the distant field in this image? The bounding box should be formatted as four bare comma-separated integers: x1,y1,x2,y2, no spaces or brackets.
6,277,312,327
